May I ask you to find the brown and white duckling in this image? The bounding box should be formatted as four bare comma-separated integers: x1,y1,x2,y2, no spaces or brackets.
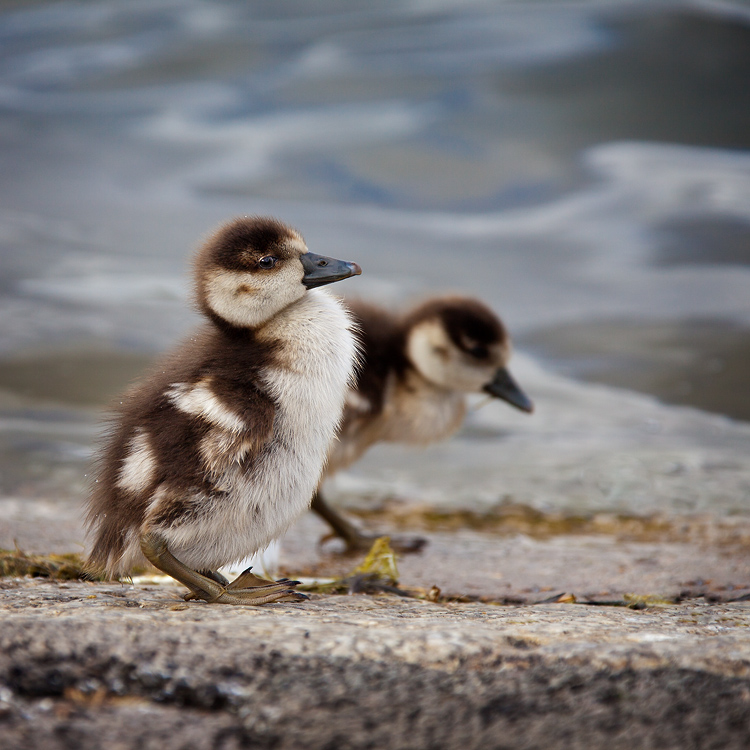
312,296,533,553
85,216,361,604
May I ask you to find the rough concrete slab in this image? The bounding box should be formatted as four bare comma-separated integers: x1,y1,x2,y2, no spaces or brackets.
1,578,749,750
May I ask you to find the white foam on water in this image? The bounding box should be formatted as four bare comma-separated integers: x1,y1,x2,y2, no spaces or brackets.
333,142,750,327
139,99,436,191
294,3,610,73
350,142,750,240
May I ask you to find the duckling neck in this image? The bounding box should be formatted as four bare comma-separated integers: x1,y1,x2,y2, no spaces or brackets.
383,368,467,445
256,289,356,372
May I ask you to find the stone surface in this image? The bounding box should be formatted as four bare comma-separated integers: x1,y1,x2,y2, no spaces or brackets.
283,511,750,603
1,578,750,749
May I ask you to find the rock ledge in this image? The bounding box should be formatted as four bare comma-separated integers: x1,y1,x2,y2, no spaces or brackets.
1,578,749,749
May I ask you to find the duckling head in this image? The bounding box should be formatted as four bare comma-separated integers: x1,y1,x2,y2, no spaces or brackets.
194,216,361,330
404,296,533,413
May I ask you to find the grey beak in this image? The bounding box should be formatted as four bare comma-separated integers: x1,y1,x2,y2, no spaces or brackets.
483,367,534,413
301,252,362,289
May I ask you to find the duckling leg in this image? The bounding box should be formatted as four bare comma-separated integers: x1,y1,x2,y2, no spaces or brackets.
140,532,306,605
199,569,229,586
311,490,427,554
181,568,229,601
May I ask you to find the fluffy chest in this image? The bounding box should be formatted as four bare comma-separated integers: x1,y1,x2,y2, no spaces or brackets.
259,288,358,456
209,292,357,553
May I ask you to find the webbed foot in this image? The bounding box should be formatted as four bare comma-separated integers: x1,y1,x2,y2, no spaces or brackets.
185,566,307,604
140,532,306,606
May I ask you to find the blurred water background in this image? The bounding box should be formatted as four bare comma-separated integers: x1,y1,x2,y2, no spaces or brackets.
1,0,749,532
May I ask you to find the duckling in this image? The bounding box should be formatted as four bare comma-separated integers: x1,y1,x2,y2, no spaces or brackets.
85,216,361,604
311,296,533,553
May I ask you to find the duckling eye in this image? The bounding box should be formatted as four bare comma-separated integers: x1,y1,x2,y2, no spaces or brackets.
258,256,278,270
467,344,489,359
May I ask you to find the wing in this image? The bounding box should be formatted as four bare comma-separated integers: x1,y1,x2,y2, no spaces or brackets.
151,375,276,482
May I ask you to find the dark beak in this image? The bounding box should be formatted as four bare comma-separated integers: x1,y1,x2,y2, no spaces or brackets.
301,252,362,289
483,367,534,413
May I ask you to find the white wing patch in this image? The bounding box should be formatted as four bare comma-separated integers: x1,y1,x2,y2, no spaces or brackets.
117,428,156,495
167,378,246,433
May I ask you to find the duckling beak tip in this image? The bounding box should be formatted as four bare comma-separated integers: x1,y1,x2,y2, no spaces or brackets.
483,367,534,414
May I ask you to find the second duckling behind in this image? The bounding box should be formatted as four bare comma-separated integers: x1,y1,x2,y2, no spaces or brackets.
313,296,533,552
